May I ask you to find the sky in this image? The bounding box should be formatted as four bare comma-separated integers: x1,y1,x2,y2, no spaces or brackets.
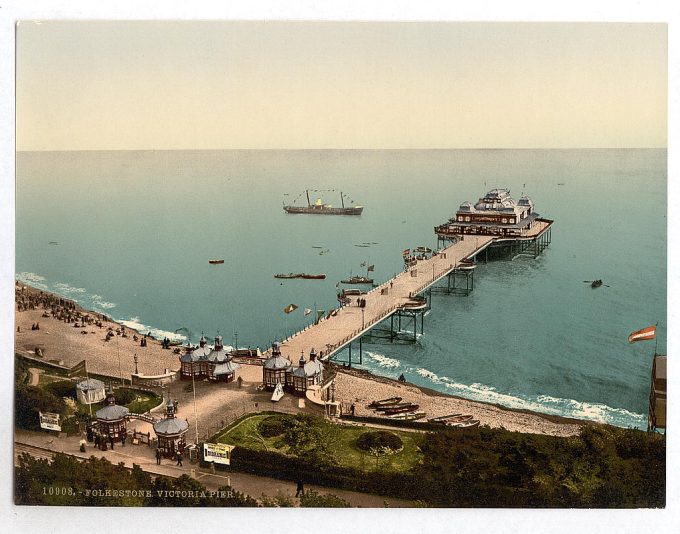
16,20,667,151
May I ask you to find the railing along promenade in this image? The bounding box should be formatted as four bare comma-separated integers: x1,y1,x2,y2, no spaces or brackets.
266,219,552,362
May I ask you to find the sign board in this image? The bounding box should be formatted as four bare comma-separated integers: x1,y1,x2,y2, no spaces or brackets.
39,411,61,431
203,442,234,465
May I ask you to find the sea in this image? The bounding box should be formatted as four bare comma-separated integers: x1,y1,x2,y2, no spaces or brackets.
15,149,667,429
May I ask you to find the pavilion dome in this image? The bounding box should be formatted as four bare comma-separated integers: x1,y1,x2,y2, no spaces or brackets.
154,417,189,436
96,404,129,421
264,354,293,370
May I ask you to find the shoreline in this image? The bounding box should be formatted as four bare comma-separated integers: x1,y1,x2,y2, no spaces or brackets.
16,281,586,436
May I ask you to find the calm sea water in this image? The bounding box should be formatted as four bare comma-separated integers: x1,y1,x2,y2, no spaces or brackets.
16,149,666,429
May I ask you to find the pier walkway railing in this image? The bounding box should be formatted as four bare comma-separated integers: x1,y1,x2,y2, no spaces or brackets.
266,219,552,362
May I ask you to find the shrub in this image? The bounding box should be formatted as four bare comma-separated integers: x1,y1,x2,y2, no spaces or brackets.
258,415,293,438
15,386,67,430
44,380,77,400
299,489,351,507
356,431,403,453
113,387,137,405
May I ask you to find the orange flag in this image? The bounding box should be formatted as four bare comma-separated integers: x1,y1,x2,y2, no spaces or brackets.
628,325,656,343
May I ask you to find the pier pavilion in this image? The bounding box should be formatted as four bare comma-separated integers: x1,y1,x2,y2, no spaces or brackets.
95,385,129,448
153,399,189,458
179,334,241,383
434,188,537,238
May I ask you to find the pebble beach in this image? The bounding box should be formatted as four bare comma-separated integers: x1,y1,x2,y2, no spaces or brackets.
15,282,582,437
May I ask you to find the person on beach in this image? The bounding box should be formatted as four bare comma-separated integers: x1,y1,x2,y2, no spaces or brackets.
155,448,162,465
350,403,356,415
176,451,183,466
295,480,304,497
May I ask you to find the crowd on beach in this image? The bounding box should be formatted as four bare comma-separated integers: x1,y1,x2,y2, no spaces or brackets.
15,283,107,330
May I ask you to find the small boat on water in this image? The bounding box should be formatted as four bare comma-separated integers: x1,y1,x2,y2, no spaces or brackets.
209,259,225,264
389,411,426,420
591,279,603,288
367,396,402,408
341,275,374,285
275,273,326,280
456,260,476,271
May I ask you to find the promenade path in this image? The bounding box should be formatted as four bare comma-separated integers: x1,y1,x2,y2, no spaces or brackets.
272,220,551,361
14,429,413,507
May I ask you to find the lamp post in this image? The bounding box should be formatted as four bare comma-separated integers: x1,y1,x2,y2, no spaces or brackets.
361,308,365,330
192,370,199,444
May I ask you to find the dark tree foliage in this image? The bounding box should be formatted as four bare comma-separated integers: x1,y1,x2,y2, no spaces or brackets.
15,386,67,430
44,380,77,400
355,430,403,452
112,387,138,405
415,424,665,508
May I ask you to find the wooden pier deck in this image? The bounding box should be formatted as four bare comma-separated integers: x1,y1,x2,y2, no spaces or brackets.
267,219,552,362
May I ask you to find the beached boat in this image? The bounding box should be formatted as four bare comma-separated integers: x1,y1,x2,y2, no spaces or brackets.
443,414,474,425
284,190,363,215
449,419,480,429
209,259,224,264
428,413,463,423
375,402,414,412
367,397,402,409
389,411,426,420
382,404,420,415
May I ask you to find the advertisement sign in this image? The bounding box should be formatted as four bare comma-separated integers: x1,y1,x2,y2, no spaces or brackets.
203,443,234,465
38,411,61,431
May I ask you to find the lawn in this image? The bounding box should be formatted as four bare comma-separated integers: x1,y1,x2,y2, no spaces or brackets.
215,413,424,473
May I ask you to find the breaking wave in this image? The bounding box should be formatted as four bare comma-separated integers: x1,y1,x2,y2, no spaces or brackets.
411,367,646,429
364,351,401,369
119,317,187,342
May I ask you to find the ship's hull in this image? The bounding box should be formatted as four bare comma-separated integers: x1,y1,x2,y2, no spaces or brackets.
283,205,363,215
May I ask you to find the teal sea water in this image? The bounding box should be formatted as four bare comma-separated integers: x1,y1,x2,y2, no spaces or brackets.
16,149,666,429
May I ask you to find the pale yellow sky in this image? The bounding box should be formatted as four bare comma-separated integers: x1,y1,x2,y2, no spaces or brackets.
16,20,667,150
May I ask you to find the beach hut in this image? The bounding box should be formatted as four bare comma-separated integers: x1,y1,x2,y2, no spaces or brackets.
76,378,106,405
263,342,293,390
153,399,189,458
179,335,211,380
290,349,324,395
95,385,129,449
212,359,241,383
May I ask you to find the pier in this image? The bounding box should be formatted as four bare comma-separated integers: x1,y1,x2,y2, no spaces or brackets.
267,218,553,364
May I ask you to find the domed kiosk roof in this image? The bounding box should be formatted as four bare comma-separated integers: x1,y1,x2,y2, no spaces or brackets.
96,404,129,421
153,417,189,435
